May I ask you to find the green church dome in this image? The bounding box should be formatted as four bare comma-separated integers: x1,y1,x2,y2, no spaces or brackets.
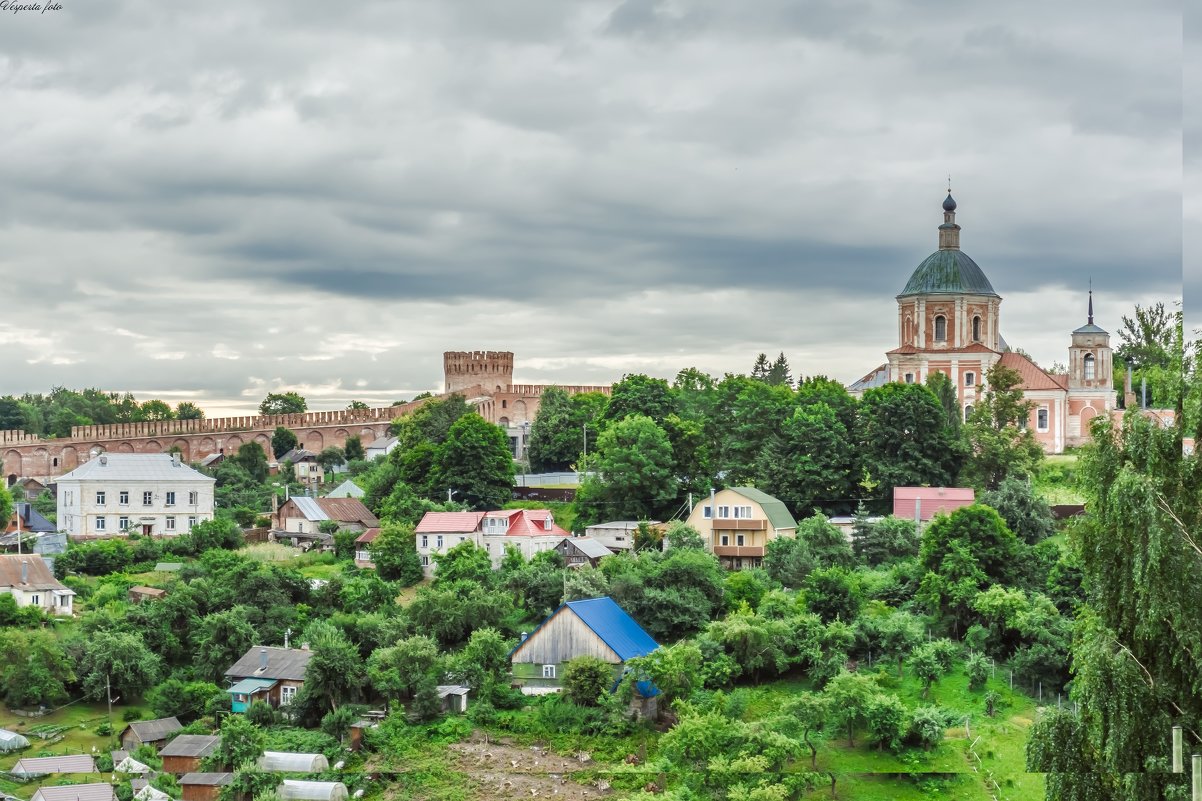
899,249,999,298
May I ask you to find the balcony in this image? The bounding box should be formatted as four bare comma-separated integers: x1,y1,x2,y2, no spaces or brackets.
711,519,767,530
712,545,765,558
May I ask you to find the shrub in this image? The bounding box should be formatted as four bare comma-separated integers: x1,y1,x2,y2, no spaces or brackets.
246,700,277,727
122,708,144,722
562,656,614,707
908,706,955,750
966,652,990,691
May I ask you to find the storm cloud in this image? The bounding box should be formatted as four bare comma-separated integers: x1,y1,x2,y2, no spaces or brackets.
0,0,1183,415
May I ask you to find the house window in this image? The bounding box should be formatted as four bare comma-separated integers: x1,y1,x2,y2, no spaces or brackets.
905,373,914,384
52,458,58,467
1037,407,1049,432
1083,353,1096,380
502,400,507,408
436,535,444,549
972,316,981,341
30,594,40,606
965,372,975,387
720,534,729,546
188,516,197,528
119,491,129,505
165,491,176,506
58,595,69,608
119,516,130,531
964,405,974,422
420,555,430,566
281,685,296,705
143,491,153,506
717,505,730,518
96,491,106,506
420,535,429,548
934,315,947,341
733,505,753,519
702,505,712,519
736,534,745,546
188,491,198,505
95,516,107,531
166,516,176,531
542,664,556,679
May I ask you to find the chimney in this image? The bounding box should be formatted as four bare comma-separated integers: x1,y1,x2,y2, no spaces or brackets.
544,516,552,532
171,453,181,467
20,560,28,584
259,647,268,671
520,632,528,642
99,455,108,466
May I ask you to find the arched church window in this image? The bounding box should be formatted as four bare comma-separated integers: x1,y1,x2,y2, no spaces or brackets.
972,316,981,342
964,404,974,421
1083,353,1096,380
934,315,947,342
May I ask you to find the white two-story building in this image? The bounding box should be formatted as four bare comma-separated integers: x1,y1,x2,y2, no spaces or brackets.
415,509,568,576
56,453,216,537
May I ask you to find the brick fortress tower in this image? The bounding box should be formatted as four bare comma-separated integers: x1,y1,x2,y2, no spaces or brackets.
443,351,515,394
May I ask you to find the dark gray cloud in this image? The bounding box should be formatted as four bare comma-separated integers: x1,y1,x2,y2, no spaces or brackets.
0,0,1182,414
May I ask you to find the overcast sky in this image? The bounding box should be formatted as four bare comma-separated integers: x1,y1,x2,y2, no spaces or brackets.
0,0,1183,417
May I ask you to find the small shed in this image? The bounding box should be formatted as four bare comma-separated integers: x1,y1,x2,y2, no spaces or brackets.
160,734,221,775
893,487,975,523
128,586,167,603
347,719,378,753
121,716,183,750
31,785,116,801
11,754,96,776
435,685,470,714
181,773,234,801
277,781,348,801
257,752,330,772
0,728,30,752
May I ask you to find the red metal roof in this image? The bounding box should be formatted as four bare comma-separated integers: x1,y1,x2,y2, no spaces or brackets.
354,527,380,544
415,509,568,537
893,487,975,521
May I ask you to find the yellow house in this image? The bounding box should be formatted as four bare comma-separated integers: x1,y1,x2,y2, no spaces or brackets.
685,487,798,570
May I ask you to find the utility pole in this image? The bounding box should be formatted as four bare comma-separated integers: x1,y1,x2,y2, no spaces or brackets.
106,674,112,730
582,424,588,468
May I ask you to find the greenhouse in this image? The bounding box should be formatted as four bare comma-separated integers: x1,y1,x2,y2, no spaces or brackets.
277,781,348,801
0,729,29,753
256,752,330,772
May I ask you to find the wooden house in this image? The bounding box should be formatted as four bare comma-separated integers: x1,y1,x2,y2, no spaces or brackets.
128,585,167,603
225,646,312,712
510,597,659,690
120,716,182,750
555,536,612,568
160,734,221,774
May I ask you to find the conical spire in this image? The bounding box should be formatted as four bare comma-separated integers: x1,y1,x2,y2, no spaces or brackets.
1087,288,1094,325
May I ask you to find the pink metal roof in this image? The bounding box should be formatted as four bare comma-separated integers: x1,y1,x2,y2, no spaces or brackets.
415,512,485,533
893,487,975,521
415,509,568,537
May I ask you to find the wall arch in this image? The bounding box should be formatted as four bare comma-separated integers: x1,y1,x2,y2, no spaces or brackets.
145,439,163,453
60,446,78,470
3,450,21,477
172,439,191,460
116,442,135,453
306,430,324,451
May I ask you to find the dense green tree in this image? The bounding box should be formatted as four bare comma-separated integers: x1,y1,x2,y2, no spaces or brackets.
980,476,1056,544
602,373,674,425
78,630,162,701
434,415,515,509
562,655,614,706
433,540,493,586
205,715,266,770
271,427,299,459
140,399,176,420
762,535,814,589
824,671,877,747
870,611,925,679
176,402,205,420
781,692,829,768
301,622,367,711
0,396,25,430
526,387,578,472
259,392,307,416
756,403,855,517
343,435,364,461
1115,301,1175,372
852,514,920,567
724,570,770,611
767,353,793,387
400,394,473,445
316,447,345,472
233,442,269,483
575,415,677,525
0,485,12,536
864,692,907,752
146,679,225,720
624,641,703,705
664,521,705,550
908,642,948,699
452,627,512,692
407,581,514,648
367,635,440,702
0,629,73,708
856,383,962,509
369,522,423,585
925,371,962,432
920,504,1019,585
962,363,1043,490
803,567,863,623
750,353,771,381
721,379,796,485
797,513,854,569
194,607,256,682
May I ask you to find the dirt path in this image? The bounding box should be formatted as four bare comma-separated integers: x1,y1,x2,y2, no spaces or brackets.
449,734,619,800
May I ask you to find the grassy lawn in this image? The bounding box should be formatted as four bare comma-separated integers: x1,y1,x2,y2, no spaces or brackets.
0,703,124,799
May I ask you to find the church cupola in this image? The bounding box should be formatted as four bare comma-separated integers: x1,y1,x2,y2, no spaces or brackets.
938,189,961,250
1068,288,1111,389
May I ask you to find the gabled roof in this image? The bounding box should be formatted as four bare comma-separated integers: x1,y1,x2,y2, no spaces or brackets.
998,351,1069,391
281,449,318,463
225,646,313,681
12,503,55,533
559,536,612,559
365,436,398,452
848,364,889,392
498,509,569,537
286,497,379,526
515,597,659,663
354,528,380,544
57,454,214,484
12,755,96,774
416,511,486,533
159,734,220,758
0,554,72,592
728,487,797,531
325,479,365,499
32,784,115,801
123,717,182,742
181,774,234,787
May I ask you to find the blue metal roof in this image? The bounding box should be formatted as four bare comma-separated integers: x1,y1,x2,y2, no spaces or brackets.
566,597,659,661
